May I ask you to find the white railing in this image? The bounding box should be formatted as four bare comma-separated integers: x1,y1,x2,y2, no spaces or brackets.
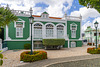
11,10,30,16
0,39,2,49
67,16,81,21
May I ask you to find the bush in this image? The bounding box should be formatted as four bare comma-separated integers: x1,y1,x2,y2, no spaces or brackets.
20,51,47,62
87,43,95,46
98,44,100,48
43,39,65,46
24,44,31,49
87,47,100,54
0,50,3,66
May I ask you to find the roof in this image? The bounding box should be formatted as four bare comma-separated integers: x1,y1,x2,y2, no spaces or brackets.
32,15,62,19
85,27,92,32
42,11,48,14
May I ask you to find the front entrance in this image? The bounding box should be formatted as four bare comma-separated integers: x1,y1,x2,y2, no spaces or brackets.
71,42,76,48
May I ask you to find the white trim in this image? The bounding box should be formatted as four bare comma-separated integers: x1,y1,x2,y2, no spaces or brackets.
45,23,55,38
4,39,31,41
33,22,44,26
14,18,25,28
6,25,11,40
0,39,2,49
56,23,65,27
27,24,31,40
34,17,66,23
70,23,77,31
70,23,77,38
65,18,68,40
56,24,65,38
79,19,82,40
16,25,23,38
33,22,43,39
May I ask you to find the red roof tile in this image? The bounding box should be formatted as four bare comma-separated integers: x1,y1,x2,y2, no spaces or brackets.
32,15,62,19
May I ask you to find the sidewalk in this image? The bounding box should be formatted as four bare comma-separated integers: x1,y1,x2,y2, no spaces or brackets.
17,54,100,67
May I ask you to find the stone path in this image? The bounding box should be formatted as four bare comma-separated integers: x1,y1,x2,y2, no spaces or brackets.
17,54,100,67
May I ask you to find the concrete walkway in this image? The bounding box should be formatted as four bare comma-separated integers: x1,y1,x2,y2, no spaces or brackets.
17,54,100,67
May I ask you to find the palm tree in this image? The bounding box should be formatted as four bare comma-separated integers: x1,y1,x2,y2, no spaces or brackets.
0,6,18,28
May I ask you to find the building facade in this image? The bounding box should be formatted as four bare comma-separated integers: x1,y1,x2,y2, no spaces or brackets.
4,8,83,50
83,26,100,45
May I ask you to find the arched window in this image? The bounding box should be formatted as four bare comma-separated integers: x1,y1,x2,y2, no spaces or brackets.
46,24,54,37
57,25,64,38
34,23,42,39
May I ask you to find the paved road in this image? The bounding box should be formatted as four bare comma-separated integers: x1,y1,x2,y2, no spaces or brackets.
17,54,100,67
48,58,100,67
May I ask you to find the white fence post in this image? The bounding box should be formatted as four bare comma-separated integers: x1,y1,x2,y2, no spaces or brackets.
0,39,2,49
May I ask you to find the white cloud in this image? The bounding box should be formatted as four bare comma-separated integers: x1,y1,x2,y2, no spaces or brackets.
82,21,92,33
82,17,100,33
92,17,100,28
70,7,100,20
0,0,73,17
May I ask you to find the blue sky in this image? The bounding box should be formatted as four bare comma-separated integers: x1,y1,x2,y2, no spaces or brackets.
0,0,100,33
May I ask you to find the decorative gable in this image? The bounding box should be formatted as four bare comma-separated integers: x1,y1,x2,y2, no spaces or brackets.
14,18,25,28
41,11,49,18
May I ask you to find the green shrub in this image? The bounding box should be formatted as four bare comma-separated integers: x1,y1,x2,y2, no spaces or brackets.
20,51,47,62
43,39,65,46
98,44,100,48
24,44,31,49
0,50,3,66
87,47,100,54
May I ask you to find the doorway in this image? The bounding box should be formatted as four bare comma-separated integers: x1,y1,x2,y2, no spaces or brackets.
71,42,76,48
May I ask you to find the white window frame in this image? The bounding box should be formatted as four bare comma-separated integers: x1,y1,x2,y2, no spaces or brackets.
70,23,77,38
46,24,54,37
14,18,25,38
16,27,23,38
34,23,42,39
57,25,64,38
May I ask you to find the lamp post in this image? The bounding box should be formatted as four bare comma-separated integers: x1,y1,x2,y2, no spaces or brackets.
94,21,99,49
29,7,34,55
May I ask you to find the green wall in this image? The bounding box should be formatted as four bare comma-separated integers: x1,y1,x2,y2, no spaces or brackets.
67,21,80,39
69,41,83,47
7,41,31,50
76,41,83,47
64,41,68,48
8,16,30,39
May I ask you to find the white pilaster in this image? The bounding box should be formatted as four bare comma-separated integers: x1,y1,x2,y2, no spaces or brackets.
54,26,57,38
6,25,11,40
27,24,31,40
43,25,46,39
79,15,82,40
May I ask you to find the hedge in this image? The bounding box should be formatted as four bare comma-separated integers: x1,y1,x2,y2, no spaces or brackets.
20,51,47,62
43,39,65,46
87,47,100,54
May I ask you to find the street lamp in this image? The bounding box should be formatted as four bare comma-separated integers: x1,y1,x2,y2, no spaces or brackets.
29,7,34,55
94,21,99,49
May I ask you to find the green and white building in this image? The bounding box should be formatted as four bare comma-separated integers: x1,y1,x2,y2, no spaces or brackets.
4,8,83,50
83,26,100,45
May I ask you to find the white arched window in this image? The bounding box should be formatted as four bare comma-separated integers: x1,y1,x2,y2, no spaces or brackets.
34,23,42,39
46,24,54,37
57,25,64,38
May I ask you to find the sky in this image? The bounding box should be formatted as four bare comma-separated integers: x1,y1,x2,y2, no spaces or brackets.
0,0,100,33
